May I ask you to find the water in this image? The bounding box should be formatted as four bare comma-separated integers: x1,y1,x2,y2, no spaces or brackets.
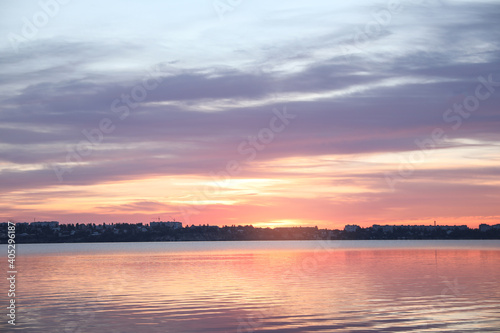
1,240,499,332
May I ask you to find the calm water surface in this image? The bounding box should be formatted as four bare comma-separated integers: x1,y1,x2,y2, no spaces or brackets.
1,240,499,332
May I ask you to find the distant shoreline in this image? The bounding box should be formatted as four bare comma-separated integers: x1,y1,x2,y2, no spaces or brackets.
2,222,500,244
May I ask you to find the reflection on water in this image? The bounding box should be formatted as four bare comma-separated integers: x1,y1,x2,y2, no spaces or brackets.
1,240,500,332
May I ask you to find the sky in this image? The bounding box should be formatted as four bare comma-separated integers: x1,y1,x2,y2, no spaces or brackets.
1,0,500,229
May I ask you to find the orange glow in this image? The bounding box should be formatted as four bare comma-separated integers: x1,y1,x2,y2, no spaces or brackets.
3,148,500,228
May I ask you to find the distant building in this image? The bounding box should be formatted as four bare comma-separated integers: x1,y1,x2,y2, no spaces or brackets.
372,225,394,233
344,225,360,232
480,224,493,232
150,221,182,229
373,224,470,232
30,221,59,229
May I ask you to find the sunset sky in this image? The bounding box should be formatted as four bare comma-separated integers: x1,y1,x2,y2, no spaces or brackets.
1,0,499,228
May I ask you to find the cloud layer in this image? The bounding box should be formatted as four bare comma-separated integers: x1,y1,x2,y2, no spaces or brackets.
1,0,500,227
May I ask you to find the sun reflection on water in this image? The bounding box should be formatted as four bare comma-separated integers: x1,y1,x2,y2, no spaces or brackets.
2,241,499,332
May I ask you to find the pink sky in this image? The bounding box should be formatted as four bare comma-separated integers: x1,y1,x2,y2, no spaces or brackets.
1,1,500,228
